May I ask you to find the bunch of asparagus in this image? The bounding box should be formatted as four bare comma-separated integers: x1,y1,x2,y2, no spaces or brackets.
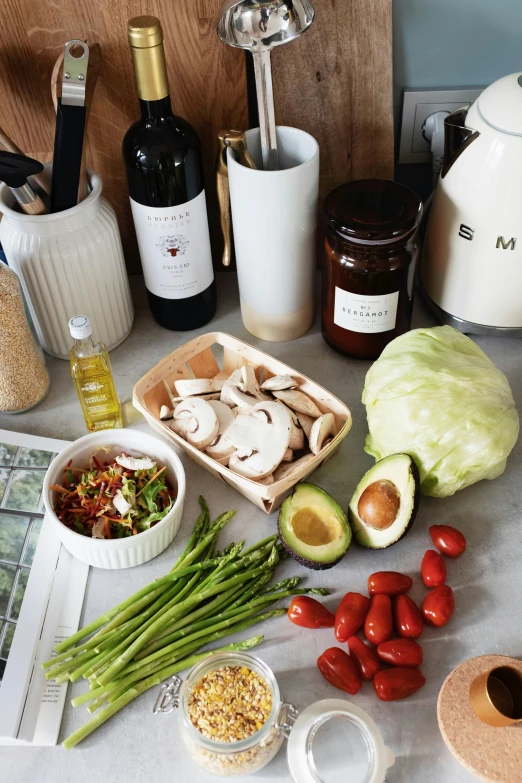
44,497,327,749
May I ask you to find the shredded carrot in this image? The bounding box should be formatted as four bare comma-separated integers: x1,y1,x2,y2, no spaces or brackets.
50,484,70,494
104,517,112,539
136,465,167,498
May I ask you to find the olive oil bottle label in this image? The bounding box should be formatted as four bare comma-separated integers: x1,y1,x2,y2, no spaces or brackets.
333,287,399,334
130,190,214,299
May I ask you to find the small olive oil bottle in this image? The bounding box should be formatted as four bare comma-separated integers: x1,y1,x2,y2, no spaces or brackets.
69,315,123,431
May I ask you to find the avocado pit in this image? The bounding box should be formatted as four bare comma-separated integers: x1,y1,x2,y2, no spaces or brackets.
357,479,401,530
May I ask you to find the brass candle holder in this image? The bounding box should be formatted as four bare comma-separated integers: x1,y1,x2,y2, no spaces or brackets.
469,665,522,727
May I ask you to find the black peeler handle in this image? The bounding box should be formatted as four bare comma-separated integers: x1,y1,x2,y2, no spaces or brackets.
50,97,86,213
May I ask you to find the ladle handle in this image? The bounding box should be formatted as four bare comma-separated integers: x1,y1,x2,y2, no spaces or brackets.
253,50,278,171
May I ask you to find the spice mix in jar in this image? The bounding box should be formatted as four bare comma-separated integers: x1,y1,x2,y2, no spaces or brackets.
321,179,423,359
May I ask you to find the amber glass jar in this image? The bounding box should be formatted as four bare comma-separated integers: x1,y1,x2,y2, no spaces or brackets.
322,179,422,359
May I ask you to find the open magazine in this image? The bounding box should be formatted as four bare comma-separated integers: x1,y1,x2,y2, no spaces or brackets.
0,429,88,746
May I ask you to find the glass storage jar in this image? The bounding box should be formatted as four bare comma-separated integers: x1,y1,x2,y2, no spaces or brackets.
321,179,423,359
153,651,396,781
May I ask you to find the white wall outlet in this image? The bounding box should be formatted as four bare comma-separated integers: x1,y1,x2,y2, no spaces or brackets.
399,88,484,164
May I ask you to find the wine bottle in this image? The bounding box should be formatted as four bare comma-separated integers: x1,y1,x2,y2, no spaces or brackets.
123,16,216,331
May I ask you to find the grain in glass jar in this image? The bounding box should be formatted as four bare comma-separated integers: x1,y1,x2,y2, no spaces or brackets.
0,262,49,412
321,180,423,359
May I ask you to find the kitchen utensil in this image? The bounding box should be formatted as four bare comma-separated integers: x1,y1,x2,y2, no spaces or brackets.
0,151,47,215
227,126,319,340
51,41,102,202
322,180,423,359
153,652,395,781
217,0,315,171
438,654,522,783
133,330,351,514
0,164,134,359
43,429,186,569
422,72,522,334
216,129,257,267
50,40,89,212
0,128,51,195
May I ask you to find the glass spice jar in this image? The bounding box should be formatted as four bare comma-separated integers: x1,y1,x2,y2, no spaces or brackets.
321,179,423,359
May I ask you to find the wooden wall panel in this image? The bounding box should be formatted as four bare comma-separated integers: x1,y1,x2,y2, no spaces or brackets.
0,0,248,272
0,0,393,272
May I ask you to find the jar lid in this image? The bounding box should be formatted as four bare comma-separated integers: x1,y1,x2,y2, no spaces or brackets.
287,699,395,783
69,315,92,339
324,179,422,244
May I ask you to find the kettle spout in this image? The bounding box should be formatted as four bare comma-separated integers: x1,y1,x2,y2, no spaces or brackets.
441,108,480,178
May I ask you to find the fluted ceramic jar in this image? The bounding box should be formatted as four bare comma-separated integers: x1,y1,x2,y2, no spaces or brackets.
0,167,134,359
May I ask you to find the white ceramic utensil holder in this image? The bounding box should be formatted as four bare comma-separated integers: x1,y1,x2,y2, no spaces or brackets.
227,126,319,342
0,167,134,359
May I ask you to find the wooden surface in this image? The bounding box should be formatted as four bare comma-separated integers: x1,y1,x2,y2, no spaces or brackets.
438,655,522,783
0,0,392,272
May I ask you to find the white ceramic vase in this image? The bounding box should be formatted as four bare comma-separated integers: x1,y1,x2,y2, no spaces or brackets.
227,126,319,342
0,168,134,359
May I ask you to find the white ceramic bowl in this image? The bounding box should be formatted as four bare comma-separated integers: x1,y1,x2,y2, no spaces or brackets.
43,429,186,569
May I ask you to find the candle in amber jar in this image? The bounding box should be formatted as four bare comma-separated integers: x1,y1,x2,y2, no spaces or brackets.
321,180,422,360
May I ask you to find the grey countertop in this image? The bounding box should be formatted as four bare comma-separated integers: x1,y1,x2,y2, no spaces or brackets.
2,274,521,783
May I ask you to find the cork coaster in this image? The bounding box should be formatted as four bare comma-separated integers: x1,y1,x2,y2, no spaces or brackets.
438,655,522,783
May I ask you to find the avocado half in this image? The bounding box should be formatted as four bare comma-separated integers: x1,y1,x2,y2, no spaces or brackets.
349,454,420,549
278,483,351,570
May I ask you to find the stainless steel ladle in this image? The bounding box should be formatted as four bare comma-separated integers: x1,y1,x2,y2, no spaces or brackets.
217,0,315,171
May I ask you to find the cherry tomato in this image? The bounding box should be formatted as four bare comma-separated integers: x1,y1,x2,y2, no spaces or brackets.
373,667,426,701
422,585,455,627
377,639,423,668
368,571,413,597
421,550,447,587
429,525,466,558
348,636,381,680
364,594,393,645
288,596,335,629
317,647,362,695
335,592,371,643
394,595,424,639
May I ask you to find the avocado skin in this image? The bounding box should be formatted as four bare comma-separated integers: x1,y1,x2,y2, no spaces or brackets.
350,454,420,549
278,482,351,570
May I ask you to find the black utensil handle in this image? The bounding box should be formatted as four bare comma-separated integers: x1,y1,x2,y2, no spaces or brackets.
50,99,86,213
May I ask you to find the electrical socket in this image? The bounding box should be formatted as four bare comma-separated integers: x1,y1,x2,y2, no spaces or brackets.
399,88,484,164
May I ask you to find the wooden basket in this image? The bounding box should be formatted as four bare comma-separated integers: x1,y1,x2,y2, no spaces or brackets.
132,332,352,513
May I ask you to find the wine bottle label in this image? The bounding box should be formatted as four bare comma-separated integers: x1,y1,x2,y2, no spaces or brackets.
333,287,399,334
130,190,214,299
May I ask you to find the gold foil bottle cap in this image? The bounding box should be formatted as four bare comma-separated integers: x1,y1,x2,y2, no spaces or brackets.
127,16,163,49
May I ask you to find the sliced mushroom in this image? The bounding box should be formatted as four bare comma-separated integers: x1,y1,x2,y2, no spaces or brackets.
171,392,221,404
168,418,192,437
213,370,230,381
282,448,294,462
174,378,225,397
213,453,232,466
272,389,322,418
254,473,274,485
220,368,243,406
113,488,132,516
261,374,298,391
173,397,219,450
159,405,173,421
309,413,336,455
116,455,156,471
296,411,315,440
228,401,291,479
205,400,236,460
273,452,316,482
231,407,241,418
282,405,305,450
227,384,265,410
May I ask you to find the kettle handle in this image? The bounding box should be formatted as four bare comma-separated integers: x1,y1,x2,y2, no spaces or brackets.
441,108,480,178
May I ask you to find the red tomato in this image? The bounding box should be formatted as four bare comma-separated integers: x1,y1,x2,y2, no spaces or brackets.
348,636,381,680
394,595,424,639
317,647,362,695
429,525,466,558
288,596,335,629
422,585,455,627
368,571,413,597
377,639,423,667
364,594,393,645
421,550,447,587
373,667,426,701
335,592,371,643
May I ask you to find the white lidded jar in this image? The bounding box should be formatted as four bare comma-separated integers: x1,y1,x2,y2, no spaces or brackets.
153,651,395,781
0,168,134,360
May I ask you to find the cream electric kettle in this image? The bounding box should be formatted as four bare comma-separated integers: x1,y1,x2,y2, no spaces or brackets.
422,72,522,334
